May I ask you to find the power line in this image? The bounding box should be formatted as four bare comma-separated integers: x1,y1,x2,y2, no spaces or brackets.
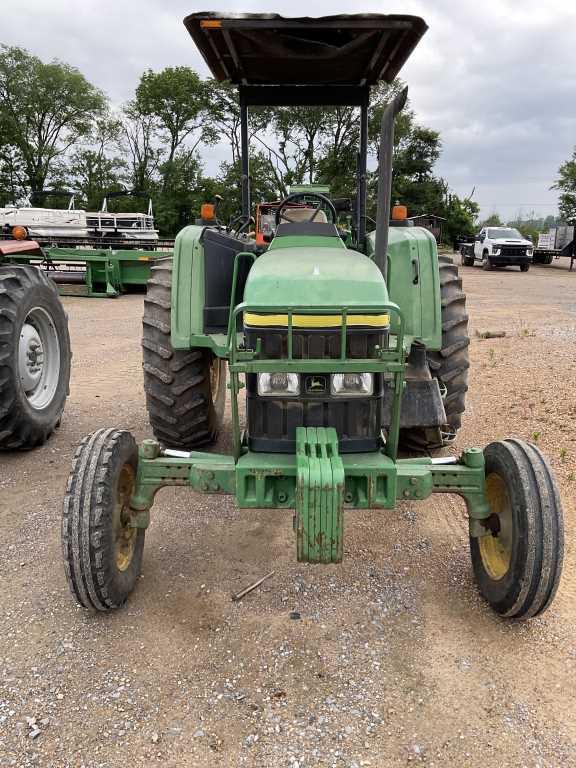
483,203,558,208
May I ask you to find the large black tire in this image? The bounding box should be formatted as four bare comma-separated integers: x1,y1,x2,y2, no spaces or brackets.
520,263,530,272
142,259,226,450
470,439,563,619
0,264,71,450
533,252,553,265
460,247,474,267
400,255,469,450
62,428,144,611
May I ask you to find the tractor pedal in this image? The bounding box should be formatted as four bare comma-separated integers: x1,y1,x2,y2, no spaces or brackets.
295,426,344,564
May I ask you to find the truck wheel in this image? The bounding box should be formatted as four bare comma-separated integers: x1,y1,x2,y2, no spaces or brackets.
470,439,563,618
520,263,530,272
0,265,71,450
62,428,144,611
482,251,493,271
460,248,474,267
142,258,226,449
400,255,469,450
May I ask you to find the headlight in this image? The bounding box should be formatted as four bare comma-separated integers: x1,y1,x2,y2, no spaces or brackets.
331,373,373,396
492,247,501,255
257,372,299,396
527,248,533,255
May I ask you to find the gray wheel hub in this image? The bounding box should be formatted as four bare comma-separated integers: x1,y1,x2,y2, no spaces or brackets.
18,307,61,409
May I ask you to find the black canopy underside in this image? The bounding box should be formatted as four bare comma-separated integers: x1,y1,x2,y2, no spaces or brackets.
184,12,427,95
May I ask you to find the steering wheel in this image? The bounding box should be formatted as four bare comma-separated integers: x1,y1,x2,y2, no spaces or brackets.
275,192,337,226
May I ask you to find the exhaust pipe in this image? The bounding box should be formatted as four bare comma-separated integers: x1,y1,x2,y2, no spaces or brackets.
374,86,408,282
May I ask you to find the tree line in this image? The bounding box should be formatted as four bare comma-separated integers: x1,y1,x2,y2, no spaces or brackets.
0,43,516,242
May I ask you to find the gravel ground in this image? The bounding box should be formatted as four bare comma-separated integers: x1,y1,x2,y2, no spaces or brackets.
1,259,575,768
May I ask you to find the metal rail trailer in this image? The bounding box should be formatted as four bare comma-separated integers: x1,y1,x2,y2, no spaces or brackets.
533,237,576,271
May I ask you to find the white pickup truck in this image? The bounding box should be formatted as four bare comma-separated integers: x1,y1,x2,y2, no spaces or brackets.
460,226,533,271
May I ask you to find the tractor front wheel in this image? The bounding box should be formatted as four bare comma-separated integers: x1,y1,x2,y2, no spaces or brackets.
62,428,144,611
470,439,563,618
142,259,226,449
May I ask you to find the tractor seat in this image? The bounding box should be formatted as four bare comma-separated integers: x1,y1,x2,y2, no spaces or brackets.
275,221,340,238
275,204,339,238
281,207,328,223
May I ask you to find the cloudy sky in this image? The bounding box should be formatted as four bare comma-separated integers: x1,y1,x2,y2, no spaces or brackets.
3,0,575,220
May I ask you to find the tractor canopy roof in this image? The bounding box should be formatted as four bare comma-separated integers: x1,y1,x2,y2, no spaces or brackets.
184,12,427,104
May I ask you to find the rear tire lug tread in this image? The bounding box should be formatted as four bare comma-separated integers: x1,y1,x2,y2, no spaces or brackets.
142,258,225,450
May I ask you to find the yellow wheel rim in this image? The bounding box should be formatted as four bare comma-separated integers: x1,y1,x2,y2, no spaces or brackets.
479,472,513,581
114,464,137,572
210,357,222,400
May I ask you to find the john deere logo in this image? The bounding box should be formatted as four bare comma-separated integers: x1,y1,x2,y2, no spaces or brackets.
306,375,327,393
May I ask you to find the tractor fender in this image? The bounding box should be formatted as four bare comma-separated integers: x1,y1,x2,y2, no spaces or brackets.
366,226,442,351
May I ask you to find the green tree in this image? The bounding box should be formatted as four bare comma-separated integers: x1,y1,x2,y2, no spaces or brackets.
482,213,503,227
515,224,539,244
152,153,204,234
0,146,23,204
121,101,162,193
214,154,281,224
442,194,480,245
318,81,443,216
0,46,105,200
246,78,442,209
206,80,243,163
206,80,271,166
134,67,216,190
553,147,576,222
68,115,126,209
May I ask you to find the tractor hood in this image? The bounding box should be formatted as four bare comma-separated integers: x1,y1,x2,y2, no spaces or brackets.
243,247,389,309
492,237,532,246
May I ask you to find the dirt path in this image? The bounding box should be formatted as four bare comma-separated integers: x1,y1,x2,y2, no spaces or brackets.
1,261,575,767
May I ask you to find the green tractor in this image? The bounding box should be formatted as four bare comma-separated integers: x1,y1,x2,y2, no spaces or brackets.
0,240,71,449
62,13,563,618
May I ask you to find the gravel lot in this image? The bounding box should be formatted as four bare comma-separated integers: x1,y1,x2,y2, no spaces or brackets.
1,258,575,768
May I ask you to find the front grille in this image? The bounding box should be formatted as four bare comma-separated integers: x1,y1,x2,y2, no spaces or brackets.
245,326,387,453
498,245,527,257
245,326,387,360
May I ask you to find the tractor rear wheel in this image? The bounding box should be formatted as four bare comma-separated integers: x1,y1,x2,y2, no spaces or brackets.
470,439,563,618
400,255,469,450
142,258,226,449
0,264,71,450
62,428,144,611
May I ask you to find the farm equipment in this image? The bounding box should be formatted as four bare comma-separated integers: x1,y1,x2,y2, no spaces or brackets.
0,240,71,449
533,226,575,270
61,13,563,619
1,189,168,296
2,244,171,297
